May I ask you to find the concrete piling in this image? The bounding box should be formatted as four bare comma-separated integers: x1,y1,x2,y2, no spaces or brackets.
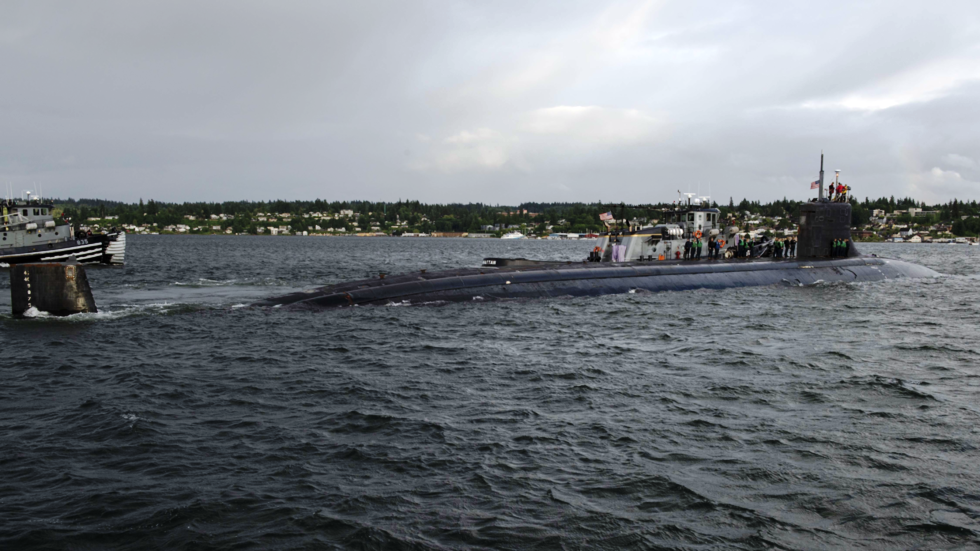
10,261,98,316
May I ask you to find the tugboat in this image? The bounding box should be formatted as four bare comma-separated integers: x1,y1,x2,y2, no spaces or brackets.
253,155,939,309
1,193,126,267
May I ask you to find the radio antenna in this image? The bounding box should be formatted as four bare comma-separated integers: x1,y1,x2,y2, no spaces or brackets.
818,152,825,201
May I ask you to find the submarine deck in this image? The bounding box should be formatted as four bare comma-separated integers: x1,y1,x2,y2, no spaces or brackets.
253,255,939,309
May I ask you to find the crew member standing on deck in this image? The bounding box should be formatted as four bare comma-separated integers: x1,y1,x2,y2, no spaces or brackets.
696,238,703,260
684,238,692,260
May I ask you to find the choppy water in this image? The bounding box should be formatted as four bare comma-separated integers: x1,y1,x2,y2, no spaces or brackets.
2,236,979,550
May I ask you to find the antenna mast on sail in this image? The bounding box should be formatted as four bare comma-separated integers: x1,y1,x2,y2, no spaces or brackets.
818,152,825,201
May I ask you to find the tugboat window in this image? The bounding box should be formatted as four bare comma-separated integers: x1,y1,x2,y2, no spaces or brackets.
34,209,39,216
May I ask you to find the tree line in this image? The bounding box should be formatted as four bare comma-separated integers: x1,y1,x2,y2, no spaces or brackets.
51,196,980,235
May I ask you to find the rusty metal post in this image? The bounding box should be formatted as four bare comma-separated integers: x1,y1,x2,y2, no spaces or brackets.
10,261,97,316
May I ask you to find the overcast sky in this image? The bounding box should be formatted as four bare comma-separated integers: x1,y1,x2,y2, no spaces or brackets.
2,1,979,205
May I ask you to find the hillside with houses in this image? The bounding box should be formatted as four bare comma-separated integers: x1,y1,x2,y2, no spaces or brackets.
54,196,980,242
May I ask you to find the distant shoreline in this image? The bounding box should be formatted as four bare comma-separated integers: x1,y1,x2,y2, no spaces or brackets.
127,233,591,239
124,233,977,244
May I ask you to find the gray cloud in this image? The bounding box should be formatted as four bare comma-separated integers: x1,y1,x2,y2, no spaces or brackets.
2,0,979,204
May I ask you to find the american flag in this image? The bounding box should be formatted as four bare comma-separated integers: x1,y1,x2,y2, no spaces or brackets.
810,181,820,189
599,211,614,221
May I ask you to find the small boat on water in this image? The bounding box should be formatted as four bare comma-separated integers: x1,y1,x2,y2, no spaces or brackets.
1,194,126,267
500,231,526,240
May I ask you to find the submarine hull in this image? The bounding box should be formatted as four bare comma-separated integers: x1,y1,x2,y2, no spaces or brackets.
253,256,939,309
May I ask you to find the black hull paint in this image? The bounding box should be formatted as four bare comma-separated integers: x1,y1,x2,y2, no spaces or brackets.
0,233,122,266
254,256,940,309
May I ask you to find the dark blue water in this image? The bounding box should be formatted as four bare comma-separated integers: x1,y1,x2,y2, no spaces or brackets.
2,236,979,549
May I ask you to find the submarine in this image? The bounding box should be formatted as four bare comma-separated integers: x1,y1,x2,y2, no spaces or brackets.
253,156,939,309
